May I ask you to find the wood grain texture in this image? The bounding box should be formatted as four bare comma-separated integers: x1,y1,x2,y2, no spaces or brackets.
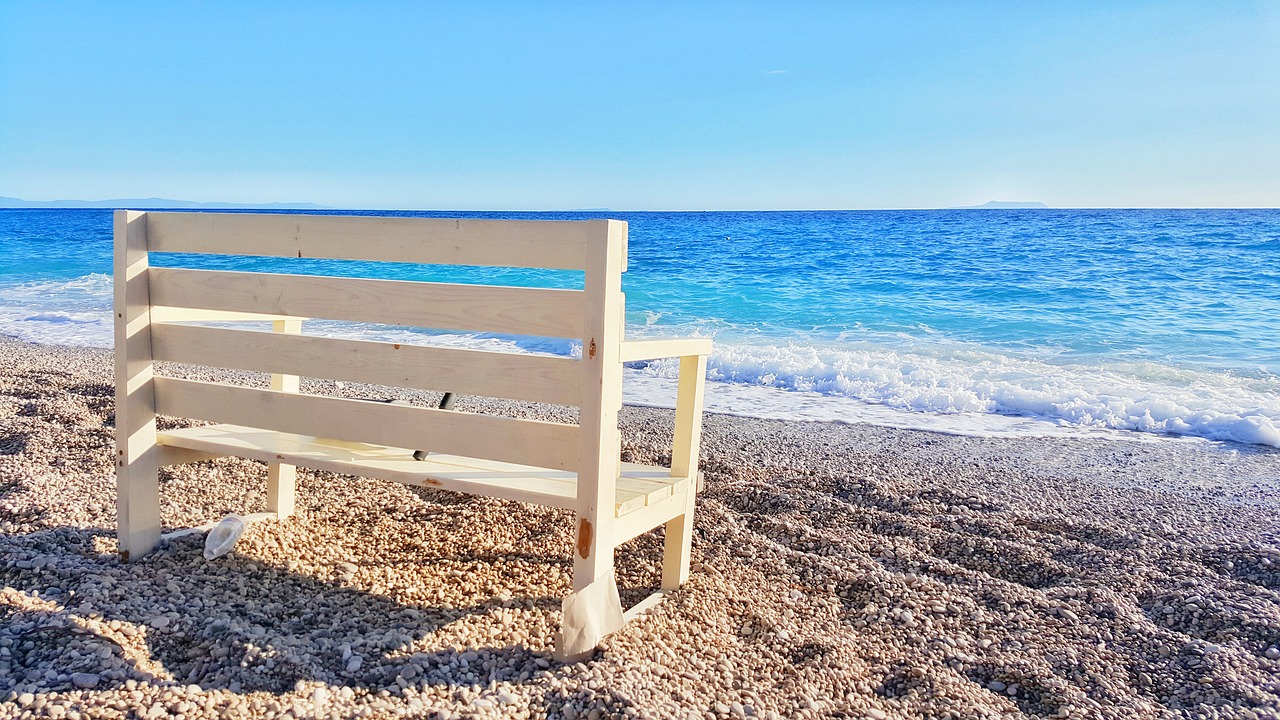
150,322,583,406
113,210,161,560
148,267,584,338
266,318,302,518
153,377,580,471
662,353,709,590
619,338,713,362
572,219,627,592
149,307,300,323
157,424,680,513
145,211,620,270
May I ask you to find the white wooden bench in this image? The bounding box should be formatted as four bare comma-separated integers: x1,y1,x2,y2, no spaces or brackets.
112,210,711,659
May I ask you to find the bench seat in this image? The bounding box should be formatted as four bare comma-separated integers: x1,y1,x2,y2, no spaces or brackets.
158,424,691,517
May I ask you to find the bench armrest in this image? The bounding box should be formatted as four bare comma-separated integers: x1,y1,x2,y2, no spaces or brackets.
618,339,712,484
619,338,712,363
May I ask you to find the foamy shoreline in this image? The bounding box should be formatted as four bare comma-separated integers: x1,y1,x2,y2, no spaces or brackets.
2,336,1279,719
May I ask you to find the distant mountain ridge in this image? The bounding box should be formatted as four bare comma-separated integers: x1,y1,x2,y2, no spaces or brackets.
0,195,329,209
951,200,1049,209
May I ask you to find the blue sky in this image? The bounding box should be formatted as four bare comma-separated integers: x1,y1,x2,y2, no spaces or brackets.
1,1,1277,210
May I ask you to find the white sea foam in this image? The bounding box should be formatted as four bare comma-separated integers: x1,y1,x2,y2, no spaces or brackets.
625,336,1280,447
0,274,114,347
1,273,1276,448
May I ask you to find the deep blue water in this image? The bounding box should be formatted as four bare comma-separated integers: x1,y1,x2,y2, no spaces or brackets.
2,208,1277,446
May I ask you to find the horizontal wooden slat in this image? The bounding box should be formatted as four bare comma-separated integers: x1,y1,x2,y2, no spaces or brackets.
157,424,685,515
145,212,620,271
150,307,301,324
153,378,579,471
619,338,714,362
148,267,584,338
150,323,583,406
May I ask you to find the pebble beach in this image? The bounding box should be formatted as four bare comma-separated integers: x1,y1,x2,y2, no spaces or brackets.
2,336,1280,720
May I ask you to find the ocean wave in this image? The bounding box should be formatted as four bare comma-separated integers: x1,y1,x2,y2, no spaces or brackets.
628,338,1280,448
23,311,100,324
0,274,115,347
5,273,114,296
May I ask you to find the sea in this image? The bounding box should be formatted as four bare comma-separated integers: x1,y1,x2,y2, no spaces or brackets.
1,208,1277,448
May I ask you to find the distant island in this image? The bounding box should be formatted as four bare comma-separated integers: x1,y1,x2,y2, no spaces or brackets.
0,196,329,209
950,201,1050,209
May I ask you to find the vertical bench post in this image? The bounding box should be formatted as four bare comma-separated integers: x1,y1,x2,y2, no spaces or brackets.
114,210,162,561
266,318,302,517
559,220,627,660
572,221,626,588
662,353,707,590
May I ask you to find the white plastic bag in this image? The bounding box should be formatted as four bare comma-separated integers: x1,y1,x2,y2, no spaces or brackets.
203,514,246,560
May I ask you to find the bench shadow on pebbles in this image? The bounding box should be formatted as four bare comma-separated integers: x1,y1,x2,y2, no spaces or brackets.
1,523,645,712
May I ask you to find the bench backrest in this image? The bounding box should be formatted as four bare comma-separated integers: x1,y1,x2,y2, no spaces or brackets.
114,211,627,481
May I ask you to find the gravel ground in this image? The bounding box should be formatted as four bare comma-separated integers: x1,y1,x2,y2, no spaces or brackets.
2,336,1279,720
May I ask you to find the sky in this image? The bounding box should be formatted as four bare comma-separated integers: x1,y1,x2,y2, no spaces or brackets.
1,1,1278,210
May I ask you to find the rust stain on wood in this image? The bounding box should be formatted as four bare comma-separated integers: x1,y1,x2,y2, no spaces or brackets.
393,344,401,350
423,478,442,486
588,339,597,359
576,518,593,558
119,550,130,562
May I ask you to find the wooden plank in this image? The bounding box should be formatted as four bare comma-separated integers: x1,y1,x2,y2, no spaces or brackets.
622,590,671,623
113,210,162,561
619,338,713,363
157,424,681,513
266,318,302,518
156,445,224,466
145,211,616,271
571,219,627,594
662,353,708,591
670,354,708,480
152,378,580,471
614,490,690,545
150,323,583,406
161,425,580,507
150,307,300,323
148,267,584,338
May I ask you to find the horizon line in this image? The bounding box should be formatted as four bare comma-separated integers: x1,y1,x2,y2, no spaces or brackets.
3,195,1279,212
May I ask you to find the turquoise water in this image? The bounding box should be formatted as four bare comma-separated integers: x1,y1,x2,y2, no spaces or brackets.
1,208,1277,446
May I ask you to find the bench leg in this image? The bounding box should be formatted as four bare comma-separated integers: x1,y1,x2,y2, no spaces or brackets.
117,451,161,562
557,514,624,662
660,487,697,591
663,353,706,590
266,463,296,518
266,319,301,518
